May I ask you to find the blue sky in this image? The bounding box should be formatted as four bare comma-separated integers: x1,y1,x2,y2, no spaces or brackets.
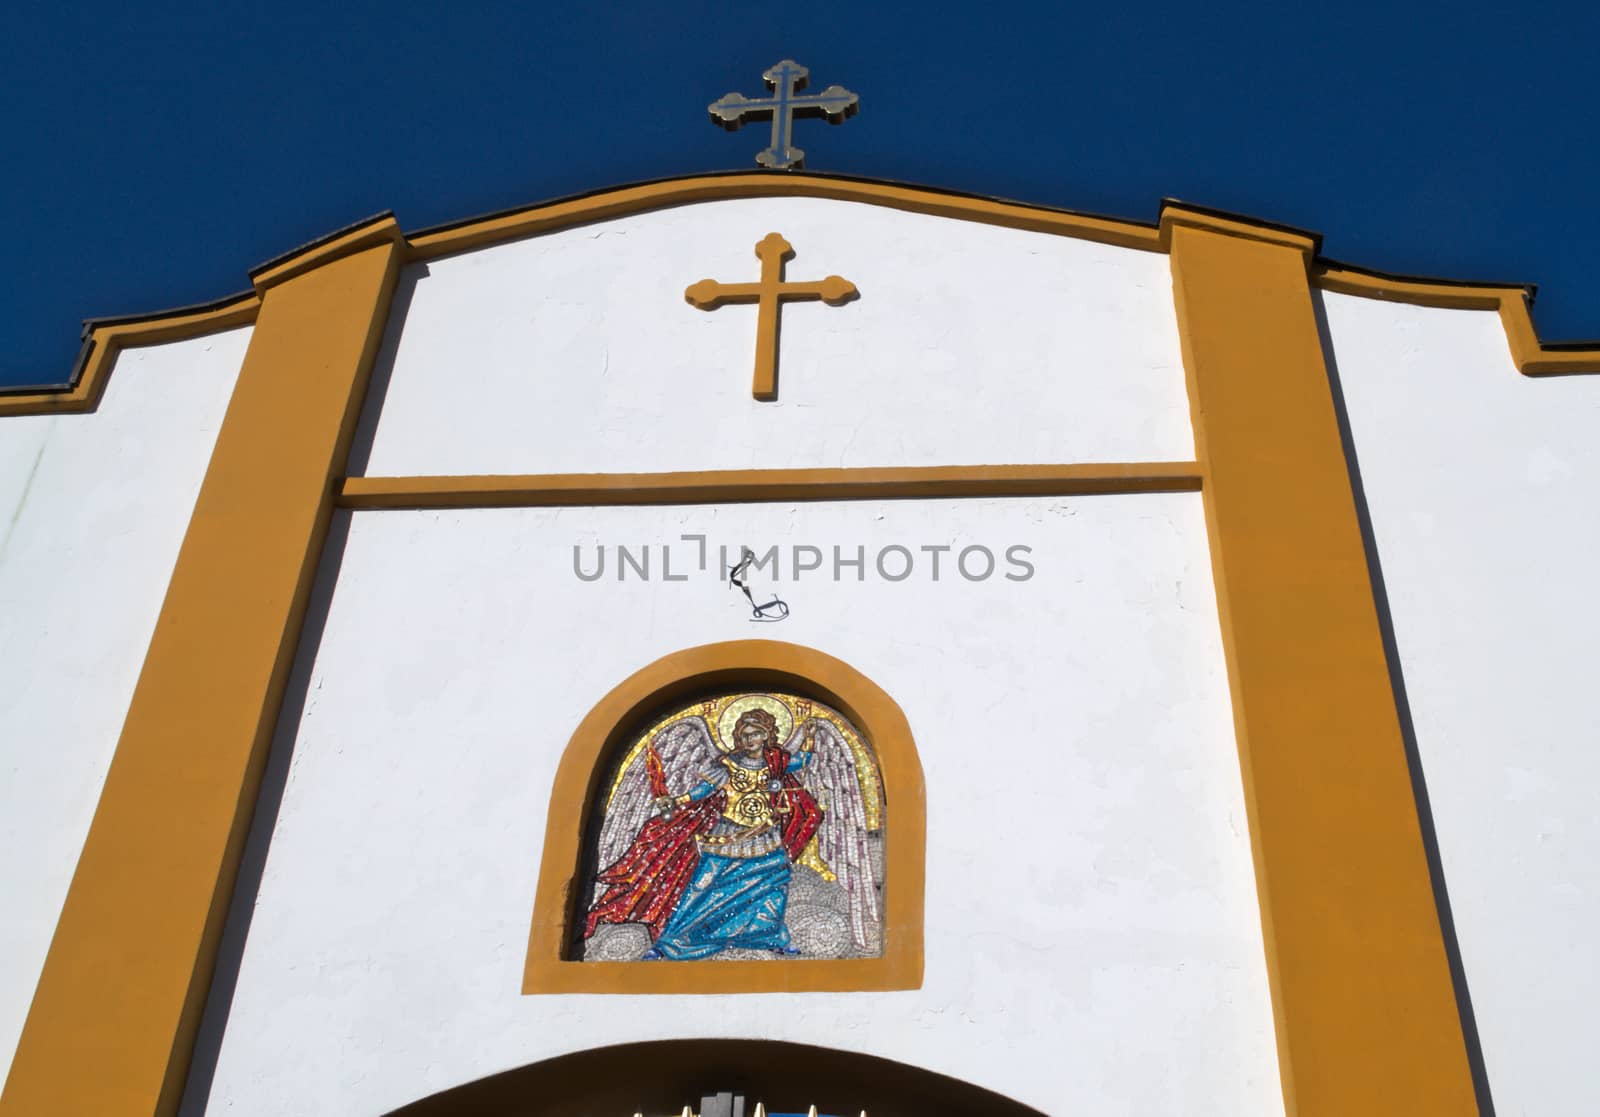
3,1,1597,388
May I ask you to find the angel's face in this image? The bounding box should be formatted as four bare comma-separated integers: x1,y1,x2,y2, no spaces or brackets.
736,724,769,755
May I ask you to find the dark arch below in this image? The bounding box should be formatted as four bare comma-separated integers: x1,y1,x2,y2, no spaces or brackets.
384,1039,1045,1117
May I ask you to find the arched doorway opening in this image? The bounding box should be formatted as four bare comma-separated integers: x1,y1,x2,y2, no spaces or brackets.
385,1039,1045,1117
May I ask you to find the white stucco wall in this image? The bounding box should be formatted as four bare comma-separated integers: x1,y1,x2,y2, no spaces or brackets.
358,197,1193,477
198,494,1280,1116
1324,292,1600,1117
0,327,251,1086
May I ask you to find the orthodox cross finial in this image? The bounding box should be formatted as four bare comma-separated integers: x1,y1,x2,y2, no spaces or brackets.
708,60,858,170
685,232,857,401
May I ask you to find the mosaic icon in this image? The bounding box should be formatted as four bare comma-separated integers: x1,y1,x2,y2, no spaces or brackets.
580,692,884,962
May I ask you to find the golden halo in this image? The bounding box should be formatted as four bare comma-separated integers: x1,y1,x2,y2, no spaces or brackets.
716,694,793,753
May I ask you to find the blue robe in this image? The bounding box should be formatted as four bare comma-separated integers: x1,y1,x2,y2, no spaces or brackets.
651,847,793,960
650,750,811,960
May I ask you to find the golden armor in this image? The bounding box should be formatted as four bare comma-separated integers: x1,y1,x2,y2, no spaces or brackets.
718,758,777,829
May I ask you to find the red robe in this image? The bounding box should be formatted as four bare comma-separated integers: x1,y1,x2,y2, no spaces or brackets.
584,745,822,941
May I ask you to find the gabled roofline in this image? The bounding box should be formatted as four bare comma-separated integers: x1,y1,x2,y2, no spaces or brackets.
3,172,1595,415
0,292,260,414
1315,261,1598,375
0,214,403,415
404,168,1162,257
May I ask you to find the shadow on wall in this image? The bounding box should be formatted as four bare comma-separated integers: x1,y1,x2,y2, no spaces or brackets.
383,1039,1046,1117
1312,290,1497,1116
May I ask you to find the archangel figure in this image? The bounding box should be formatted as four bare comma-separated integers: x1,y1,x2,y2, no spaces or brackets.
581,692,882,961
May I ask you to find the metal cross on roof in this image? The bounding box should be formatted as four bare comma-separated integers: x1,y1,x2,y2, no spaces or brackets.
708,60,859,170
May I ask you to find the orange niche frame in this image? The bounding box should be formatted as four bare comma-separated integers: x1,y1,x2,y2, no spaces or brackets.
523,639,925,995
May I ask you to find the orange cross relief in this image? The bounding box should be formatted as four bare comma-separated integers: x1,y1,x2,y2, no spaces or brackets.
685,232,857,401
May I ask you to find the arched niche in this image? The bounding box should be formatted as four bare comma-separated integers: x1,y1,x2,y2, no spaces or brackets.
522,640,924,994
384,1039,1041,1117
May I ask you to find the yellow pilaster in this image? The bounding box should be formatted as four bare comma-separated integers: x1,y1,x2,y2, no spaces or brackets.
1166,207,1478,1114
1,224,402,1116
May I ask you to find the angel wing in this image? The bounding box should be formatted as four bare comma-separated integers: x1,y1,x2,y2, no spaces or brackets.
595,715,720,874
788,717,882,951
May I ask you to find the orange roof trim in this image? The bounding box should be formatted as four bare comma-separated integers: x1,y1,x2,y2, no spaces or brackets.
4,173,1594,416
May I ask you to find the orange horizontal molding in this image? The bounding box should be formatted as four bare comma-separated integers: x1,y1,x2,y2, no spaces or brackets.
1317,264,1600,376
336,462,1204,510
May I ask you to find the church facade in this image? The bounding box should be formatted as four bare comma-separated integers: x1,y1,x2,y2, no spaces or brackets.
1,169,1595,1116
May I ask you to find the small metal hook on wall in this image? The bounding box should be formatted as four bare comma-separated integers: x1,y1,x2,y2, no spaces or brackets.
727,547,790,621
